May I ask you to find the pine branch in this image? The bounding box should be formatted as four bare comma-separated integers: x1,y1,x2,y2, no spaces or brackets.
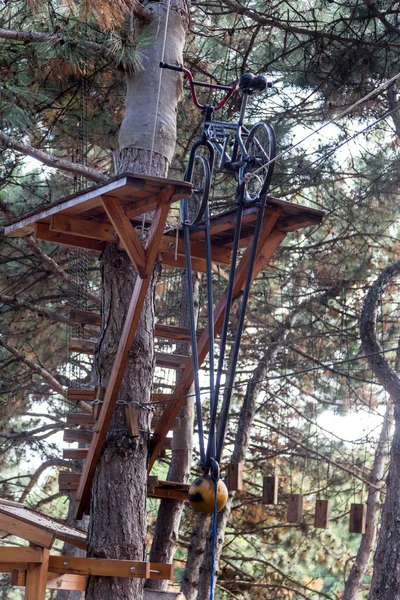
24,237,101,307
0,293,70,325
0,130,107,183
0,27,141,71
219,0,400,49
0,336,66,397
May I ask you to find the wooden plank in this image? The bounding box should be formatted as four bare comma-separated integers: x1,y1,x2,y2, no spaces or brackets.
35,222,106,252
4,174,192,238
0,513,55,549
155,324,201,342
63,449,88,460
148,563,175,581
63,429,93,444
69,309,102,327
287,494,304,523
349,503,366,534
0,547,43,564
125,404,139,437
262,476,278,505
158,235,231,265
74,189,174,519
0,502,86,550
25,546,49,600
161,252,207,272
48,556,151,579
68,338,95,354
67,388,97,402
101,196,147,277
227,463,243,492
148,488,188,502
155,353,190,370
12,570,87,591
314,499,331,529
51,213,116,243
59,473,81,492
66,413,96,427
190,206,257,241
149,212,283,469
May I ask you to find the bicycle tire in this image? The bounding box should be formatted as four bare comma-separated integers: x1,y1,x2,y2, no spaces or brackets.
244,121,276,199
182,154,211,225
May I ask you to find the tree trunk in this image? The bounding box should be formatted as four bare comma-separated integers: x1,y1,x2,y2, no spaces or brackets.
85,3,187,598
359,260,400,600
147,272,198,591
186,282,349,600
343,401,393,600
368,413,400,600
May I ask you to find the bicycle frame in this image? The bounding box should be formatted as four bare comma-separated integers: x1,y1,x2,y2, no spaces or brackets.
188,91,251,187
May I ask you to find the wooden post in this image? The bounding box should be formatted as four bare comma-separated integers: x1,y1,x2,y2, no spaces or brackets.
287,494,303,523
24,546,49,600
227,463,243,491
262,476,278,505
314,499,331,529
349,503,366,534
125,405,139,437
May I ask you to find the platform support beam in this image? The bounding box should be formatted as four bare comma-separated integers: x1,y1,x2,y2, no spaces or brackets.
24,546,49,600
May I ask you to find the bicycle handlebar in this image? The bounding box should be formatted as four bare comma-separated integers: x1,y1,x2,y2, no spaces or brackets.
160,62,239,111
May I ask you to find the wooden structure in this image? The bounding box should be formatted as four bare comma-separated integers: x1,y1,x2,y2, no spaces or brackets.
287,494,304,523
314,499,331,529
349,503,367,534
262,476,279,505
5,172,325,520
0,497,176,597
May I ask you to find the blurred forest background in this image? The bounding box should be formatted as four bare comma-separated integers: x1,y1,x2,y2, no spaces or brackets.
1,0,400,598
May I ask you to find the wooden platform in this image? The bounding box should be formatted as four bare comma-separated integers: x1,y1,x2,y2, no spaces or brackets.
4,172,325,520
0,496,176,598
0,496,86,550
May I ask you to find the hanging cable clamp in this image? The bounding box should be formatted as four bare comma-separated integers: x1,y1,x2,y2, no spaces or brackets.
210,457,220,480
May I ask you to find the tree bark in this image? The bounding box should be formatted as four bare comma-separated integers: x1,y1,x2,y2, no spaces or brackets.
85,3,187,599
185,281,351,600
146,271,198,591
360,260,400,600
343,401,393,600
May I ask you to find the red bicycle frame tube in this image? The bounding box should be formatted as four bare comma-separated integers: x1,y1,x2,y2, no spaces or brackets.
180,66,239,111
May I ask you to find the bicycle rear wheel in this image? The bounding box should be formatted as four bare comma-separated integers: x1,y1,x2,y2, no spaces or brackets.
244,122,276,199
182,154,211,225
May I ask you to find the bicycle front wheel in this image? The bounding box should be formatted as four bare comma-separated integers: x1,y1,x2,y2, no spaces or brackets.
244,122,276,199
182,154,211,225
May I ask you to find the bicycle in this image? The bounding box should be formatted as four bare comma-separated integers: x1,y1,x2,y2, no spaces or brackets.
160,62,277,476
160,62,276,224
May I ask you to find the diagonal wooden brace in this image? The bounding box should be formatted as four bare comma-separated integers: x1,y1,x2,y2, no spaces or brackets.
149,209,285,469
74,186,175,519
101,196,147,277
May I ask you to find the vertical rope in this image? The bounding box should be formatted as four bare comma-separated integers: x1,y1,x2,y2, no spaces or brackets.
209,476,219,600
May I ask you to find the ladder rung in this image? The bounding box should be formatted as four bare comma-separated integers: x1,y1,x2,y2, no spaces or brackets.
155,353,190,370
69,309,101,327
66,413,96,427
59,472,81,492
63,429,93,444
155,323,201,342
67,387,104,402
63,448,88,460
68,338,96,354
